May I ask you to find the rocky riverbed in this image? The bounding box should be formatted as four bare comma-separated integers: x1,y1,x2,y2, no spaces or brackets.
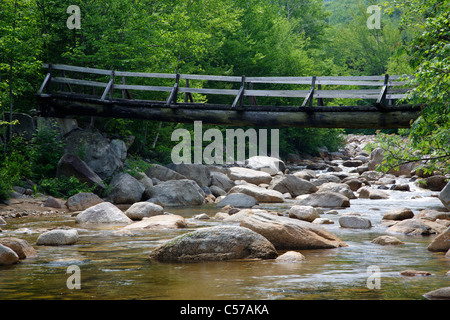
1,134,449,300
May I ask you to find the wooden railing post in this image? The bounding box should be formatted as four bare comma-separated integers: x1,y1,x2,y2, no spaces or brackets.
167,73,180,107
232,75,245,108
302,76,316,107
375,74,389,110
101,70,115,101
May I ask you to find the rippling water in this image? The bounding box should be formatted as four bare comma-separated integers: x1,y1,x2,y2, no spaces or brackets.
1,179,449,300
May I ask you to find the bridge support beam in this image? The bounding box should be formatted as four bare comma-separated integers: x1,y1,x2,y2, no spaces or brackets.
37,94,422,129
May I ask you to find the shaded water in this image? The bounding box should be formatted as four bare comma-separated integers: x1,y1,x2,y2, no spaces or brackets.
1,181,449,300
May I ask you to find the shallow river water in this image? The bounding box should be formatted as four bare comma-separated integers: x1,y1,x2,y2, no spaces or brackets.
1,178,449,300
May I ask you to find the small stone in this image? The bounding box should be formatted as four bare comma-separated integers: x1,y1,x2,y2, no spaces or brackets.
371,235,404,245
400,270,433,277
276,251,306,263
36,229,79,246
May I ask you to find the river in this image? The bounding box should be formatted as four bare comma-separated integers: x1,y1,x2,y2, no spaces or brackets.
0,174,449,300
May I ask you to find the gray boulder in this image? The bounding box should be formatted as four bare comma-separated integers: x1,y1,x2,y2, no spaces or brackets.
427,226,450,252
295,192,350,208
339,215,372,229
0,237,38,259
382,207,414,221
240,211,347,250
210,171,235,192
167,163,211,188
288,205,321,223
75,202,132,225
228,167,272,185
217,193,258,208
66,192,104,211
0,244,19,265
440,182,450,210
124,214,186,230
124,202,164,220
423,287,450,300
317,182,356,199
269,175,317,197
145,164,186,181
64,129,123,180
107,172,145,204
146,179,205,207
358,187,389,200
245,156,286,175
228,184,284,203
56,154,106,190
36,229,79,246
148,226,278,262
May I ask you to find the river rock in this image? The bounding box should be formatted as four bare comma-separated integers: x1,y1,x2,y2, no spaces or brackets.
148,226,278,262
56,153,106,190
217,193,258,208
210,185,226,197
276,251,306,263
312,218,334,224
240,211,347,250
245,156,286,175
223,209,268,223
167,163,211,188
75,202,132,225
288,205,320,223
228,184,284,203
292,169,316,181
343,159,363,167
439,182,450,210
0,244,19,265
421,175,449,191
371,235,404,245
423,287,450,300
66,192,104,211
367,148,384,171
107,172,145,204
0,238,38,259
317,182,356,199
124,202,164,220
295,192,350,208
145,164,186,181
269,175,317,197
228,167,272,185
416,209,450,221
382,207,414,221
339,215,372,229
344,179,364,192
36,229,79,246
358,187,389,200
427,226,450,252
385,218,441,236
146,179,205,207
400,270,433,277
210,172,234,192
123,214,186,230
64,129,123,180
134,172,154,200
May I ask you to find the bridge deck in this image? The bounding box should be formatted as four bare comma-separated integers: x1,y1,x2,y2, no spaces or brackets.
36,64,421,129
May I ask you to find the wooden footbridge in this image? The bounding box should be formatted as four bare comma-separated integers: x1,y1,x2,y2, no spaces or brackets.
36,64,422,129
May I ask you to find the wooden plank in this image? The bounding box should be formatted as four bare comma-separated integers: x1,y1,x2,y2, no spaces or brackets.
178,87,240,95
167,73,180,107
114,84,173,92
51,77,108,88
38,73,52,95
115,70,177,79
180,74,242,82
44,64,111,76
244,89,310,98
302,76,316,107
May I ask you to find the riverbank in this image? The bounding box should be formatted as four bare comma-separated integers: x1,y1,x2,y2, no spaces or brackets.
0,134,449,300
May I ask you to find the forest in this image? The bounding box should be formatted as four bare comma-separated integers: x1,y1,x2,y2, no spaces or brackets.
0,0,448,200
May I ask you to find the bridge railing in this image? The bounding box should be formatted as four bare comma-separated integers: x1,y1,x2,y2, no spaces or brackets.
39,64,412,110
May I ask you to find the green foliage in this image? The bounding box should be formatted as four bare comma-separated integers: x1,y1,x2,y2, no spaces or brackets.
280,128,345,156
38,176,95,199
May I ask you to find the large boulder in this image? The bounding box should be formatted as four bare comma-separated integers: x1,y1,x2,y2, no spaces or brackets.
228,167,272,185
339,215,372,229
386,218,445,236
317,182,356,199
36,229,79,246
288,205,321,223
382,207,414,221
416,209,450,221
240,211,347,250
269,175,317,197
56,154,106,190
145,164,186,182
423,287,450,300
358,187,389,200
64,129,123,180
124,202,164,220
245,156,286,175
228,184,284,203
440,182,450,210
75,202,132,225
427,226,450,252
217,193,258,208
0,244,19,265
0,238,37,259
148,226,278,262
420,175,449,192
107,173,145,204
295,192,350,208
210,172,235,192
371,235,404,245
146,179,205,207
167,163,211,188
367,147,384,171
123,214,186,230
66,192,104,211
